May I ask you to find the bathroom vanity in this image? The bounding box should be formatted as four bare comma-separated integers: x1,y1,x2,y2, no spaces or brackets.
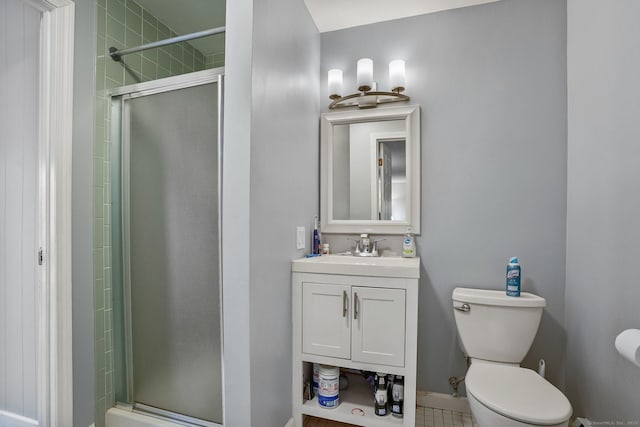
291,255,419,427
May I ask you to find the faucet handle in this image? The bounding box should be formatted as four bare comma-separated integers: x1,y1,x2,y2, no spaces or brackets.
371,238,385,254
372,238,386,247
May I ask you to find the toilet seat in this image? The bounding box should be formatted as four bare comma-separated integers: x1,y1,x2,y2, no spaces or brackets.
465,363,572,425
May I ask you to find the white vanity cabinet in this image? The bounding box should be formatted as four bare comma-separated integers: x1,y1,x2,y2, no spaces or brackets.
292,256,420,427
303,283,406,367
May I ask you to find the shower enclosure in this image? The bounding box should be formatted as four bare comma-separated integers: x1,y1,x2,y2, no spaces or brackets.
109,69,224,427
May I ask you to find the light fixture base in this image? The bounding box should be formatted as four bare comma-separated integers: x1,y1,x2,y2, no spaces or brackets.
328,91,410,110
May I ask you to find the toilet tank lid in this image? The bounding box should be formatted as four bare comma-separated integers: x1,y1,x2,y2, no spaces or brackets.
453,287,546,308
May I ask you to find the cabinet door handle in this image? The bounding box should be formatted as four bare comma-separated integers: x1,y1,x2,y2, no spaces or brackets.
353,292,359,320
342,290,348,318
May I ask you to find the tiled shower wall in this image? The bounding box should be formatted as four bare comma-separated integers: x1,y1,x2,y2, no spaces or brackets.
93,0,223,425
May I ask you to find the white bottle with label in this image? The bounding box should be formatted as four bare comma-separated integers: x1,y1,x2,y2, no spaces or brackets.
402,228,416,258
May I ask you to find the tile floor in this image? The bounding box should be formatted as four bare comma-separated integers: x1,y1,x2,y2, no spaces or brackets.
417,407,476,427
304,406,477,427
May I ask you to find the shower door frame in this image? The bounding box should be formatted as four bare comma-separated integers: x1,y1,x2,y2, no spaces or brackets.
109,68,225,427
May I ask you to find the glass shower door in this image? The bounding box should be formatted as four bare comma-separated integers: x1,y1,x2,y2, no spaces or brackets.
121,80,222,425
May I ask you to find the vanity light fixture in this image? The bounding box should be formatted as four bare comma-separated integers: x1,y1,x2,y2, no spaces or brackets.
328,58,410,109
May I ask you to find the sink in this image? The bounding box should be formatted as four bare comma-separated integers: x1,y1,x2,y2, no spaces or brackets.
291,255,420,278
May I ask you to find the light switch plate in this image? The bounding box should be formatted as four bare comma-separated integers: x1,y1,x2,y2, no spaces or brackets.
296,226,305,250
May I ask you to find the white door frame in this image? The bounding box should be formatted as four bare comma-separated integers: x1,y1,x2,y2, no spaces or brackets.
28,0,74,426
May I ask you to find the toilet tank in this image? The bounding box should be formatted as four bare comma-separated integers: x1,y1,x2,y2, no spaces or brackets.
452,287,546,364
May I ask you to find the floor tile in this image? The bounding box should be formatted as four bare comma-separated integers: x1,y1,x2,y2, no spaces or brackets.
303,406,477,427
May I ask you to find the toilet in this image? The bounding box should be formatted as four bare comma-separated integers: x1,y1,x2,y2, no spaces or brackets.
452,287,572,427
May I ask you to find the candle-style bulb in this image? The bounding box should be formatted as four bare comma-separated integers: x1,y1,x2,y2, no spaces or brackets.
328,69,343,100
357,58,373,92
389,59,406,93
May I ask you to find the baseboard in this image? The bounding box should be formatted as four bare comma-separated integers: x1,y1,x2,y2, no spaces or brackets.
416,390,471,414
284,417,294,427
573,417,592,427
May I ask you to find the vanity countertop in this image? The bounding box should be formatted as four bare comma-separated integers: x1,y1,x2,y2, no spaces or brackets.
292,255,420,279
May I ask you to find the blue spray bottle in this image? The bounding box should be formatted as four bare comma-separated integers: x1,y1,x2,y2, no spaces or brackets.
506,257,521,297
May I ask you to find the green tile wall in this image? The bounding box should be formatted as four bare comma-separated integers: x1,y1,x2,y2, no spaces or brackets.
205,52,225,69
93,1,224,426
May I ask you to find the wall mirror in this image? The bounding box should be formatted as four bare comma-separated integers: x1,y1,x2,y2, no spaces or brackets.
321,105,421,234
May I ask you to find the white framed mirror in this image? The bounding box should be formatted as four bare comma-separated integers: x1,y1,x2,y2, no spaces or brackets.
321,105,421,234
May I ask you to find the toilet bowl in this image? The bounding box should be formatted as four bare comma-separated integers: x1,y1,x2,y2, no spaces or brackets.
465,361,572,427
451,288,572,427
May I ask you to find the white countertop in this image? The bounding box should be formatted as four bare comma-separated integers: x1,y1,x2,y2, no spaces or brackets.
292,254,420,278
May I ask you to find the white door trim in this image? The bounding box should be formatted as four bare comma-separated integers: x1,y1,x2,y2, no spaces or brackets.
29,0,75,426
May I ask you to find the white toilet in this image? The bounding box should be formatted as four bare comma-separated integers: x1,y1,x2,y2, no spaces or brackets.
452,287,572,427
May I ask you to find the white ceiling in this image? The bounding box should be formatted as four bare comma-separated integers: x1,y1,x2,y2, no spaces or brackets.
133,0,500,56
304,0,501,33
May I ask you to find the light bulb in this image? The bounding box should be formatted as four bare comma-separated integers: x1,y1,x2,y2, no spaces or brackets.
328,69,343,99
357,58,373,92
389,59,406,92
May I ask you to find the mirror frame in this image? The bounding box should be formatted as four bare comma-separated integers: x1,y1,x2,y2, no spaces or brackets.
320,104,421,234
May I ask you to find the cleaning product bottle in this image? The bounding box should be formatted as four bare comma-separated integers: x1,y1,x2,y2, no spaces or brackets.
506,257,521,297
402,228,416,258
374,373,388,416
391,375,404,418
312,215,321,255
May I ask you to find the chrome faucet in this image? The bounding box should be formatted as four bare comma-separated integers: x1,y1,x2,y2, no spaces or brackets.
353,234,385,257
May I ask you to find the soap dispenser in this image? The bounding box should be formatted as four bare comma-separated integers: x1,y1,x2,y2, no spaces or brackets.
402,228,416,258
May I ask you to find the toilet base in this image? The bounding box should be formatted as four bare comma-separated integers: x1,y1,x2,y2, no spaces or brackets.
468,392,569,427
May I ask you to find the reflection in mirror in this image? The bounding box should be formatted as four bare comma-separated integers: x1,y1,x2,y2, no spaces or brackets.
321,105,421,235
378,137,406,221
332,120,406,221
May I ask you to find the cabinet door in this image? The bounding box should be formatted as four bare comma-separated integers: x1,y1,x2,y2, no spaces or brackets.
302,282,351,359
351,287,406,367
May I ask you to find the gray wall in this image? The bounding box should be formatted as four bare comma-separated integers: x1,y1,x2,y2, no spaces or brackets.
249,0,320,424
223,0,320,425
566,0,640,421
321,0,568,394
72,0,95,425
221,0,253,424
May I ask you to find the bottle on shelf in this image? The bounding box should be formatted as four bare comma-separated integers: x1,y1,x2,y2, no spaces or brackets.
386,374,394,406
312,363,319,397
317,365,340,409
374,372,389,416
391,375,404,417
